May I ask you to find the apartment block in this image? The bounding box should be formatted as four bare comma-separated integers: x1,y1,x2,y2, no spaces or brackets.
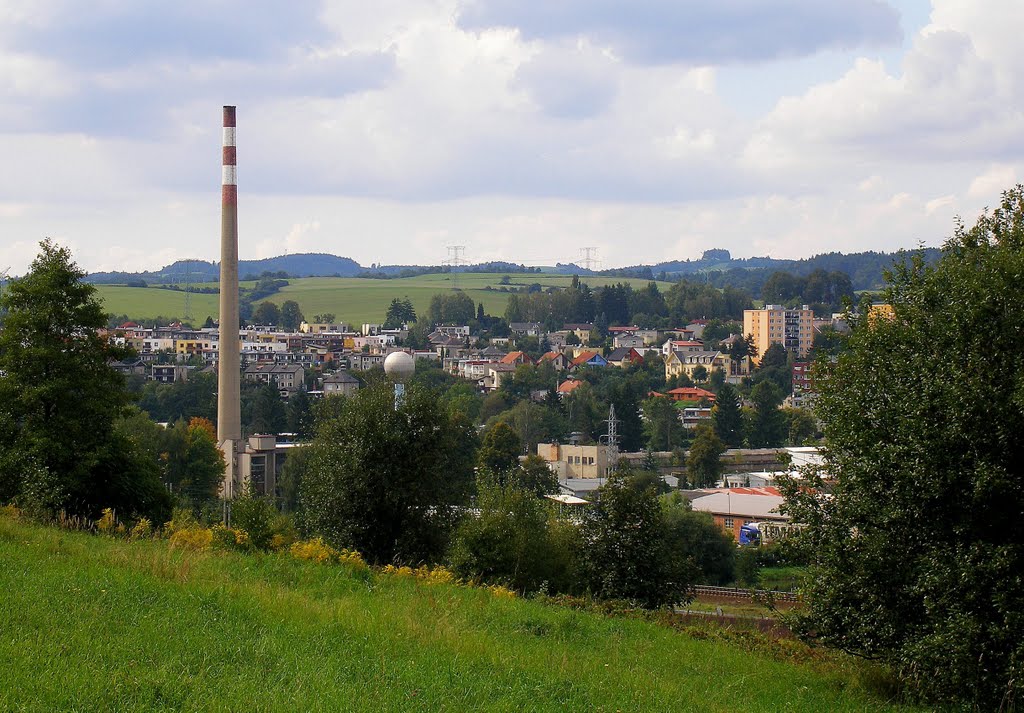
743,305,814,364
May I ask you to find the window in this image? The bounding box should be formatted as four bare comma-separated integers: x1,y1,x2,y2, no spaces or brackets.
723,517,734,528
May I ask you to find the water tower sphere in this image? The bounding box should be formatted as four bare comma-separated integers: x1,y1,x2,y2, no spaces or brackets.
383,351,415,380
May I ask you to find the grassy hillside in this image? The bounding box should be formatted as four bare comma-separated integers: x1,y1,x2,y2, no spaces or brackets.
94,273,673,326
0,514,914,712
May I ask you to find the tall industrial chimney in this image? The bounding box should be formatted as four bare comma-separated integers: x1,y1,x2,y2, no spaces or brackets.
218,105,242,497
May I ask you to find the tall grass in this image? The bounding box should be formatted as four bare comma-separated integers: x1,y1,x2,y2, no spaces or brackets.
0,515,915,712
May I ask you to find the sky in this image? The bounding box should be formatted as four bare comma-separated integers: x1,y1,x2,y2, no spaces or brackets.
1,0,1022,274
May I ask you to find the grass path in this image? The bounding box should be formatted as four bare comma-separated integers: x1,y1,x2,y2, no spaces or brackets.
0,516,914,712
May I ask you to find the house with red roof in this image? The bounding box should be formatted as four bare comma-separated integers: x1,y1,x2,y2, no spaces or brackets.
569,350,608,370
499,351,533,366
666,386,717,403
605,347,644,368
537,351,571,371
557,378,584,396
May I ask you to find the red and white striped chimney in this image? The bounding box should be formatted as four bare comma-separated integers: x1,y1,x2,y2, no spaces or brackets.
222,106,237,206
218,105,242,497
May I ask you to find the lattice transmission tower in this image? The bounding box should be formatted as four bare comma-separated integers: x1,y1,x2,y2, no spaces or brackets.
443,245,468,290
579,247,600,272
602,403,620,481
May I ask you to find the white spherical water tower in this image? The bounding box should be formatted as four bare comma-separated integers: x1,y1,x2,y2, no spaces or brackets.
383,351,415,408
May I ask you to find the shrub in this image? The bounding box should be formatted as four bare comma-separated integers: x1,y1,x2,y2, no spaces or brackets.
230,496,281,550
96,508,118,534
128,518,153,540
169,526,213,551
449,481,580,595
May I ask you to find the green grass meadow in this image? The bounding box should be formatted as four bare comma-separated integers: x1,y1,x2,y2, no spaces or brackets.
94,273,674,326
0,515,915,712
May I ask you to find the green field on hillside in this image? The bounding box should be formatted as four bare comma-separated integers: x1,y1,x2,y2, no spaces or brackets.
0,514,913,712
94,273,673,326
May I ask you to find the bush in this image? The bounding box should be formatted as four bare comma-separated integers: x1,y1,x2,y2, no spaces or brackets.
583,471,691,609
448,481,580,594
230,496,291,551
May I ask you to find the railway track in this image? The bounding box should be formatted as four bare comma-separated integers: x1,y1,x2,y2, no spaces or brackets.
691,584,800,602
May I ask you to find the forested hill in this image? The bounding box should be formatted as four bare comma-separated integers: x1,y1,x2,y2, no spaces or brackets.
607,248,943,291
85,248,940,292
85,253,362,284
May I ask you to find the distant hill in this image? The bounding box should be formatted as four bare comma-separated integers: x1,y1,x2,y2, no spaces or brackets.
604,248,942,291
86,247,940,292
86,253,362,284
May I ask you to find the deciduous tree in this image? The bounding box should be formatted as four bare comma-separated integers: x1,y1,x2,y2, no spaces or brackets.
780,187,1024,709
280,300,304,331
0,240,169,519
299,383,477,564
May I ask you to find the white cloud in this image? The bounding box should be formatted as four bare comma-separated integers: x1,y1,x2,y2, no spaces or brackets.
967,165,1017,200
458,0,902,64
0,0,1021,278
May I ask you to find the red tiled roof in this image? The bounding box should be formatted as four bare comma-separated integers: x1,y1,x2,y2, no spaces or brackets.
666,387,717,401
500,351,530,364
570,350,599,367
557,379,583,394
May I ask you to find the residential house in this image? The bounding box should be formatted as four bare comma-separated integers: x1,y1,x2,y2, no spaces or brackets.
665,386,717,403
556,378,584,397
546,331,570,350
110,358,145,377
562,323,594,342
537,351,571,371
500,351,533,367
485,363,518,391
685,320,708,340
300,321,348,334
661,339,704,357
151,364,190,383
612,333,646,349
244,363,305,394
605,347,644,368
509,322,544,336
664,350,730,381
323,371,360,397
569,350,608,370
349,353,385,371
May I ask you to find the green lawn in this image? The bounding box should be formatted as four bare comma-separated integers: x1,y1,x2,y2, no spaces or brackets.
0,515,915,712
94,273,674,326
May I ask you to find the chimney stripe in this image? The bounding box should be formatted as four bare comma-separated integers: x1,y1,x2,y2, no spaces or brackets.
222,165,237,185
223,127,236,147
222,146,236,165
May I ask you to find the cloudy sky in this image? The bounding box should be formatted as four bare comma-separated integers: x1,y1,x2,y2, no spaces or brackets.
1,0,1021,274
